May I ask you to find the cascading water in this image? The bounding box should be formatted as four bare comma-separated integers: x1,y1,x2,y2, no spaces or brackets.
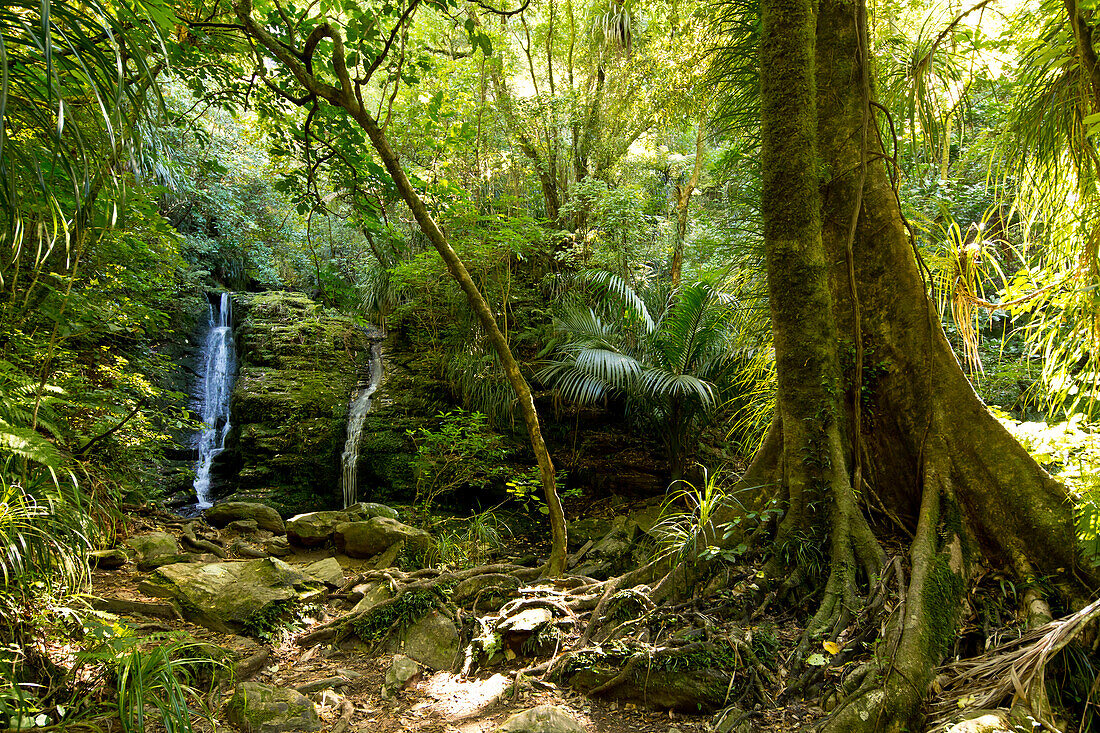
341,343,382,508
192,292,236,509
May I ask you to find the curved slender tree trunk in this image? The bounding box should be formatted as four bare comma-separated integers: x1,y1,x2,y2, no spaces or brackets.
231,0,569,576
358,115,568,577
757,0,1093,726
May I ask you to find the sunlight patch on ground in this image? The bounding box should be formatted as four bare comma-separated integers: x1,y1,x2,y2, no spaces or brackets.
421,671,512,721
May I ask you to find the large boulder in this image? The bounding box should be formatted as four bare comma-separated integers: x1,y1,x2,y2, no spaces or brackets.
143,558,318,634
286,511,350,547
494,705,585,733
392,610,460,671
204,502,285,534
125,532,180,570
226,681,320,733
286,503,400,547
334,517,432,559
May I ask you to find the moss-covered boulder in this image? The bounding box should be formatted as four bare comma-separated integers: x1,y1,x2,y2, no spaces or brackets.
226,681,320,733
143,558,319,635
219,292,379,513
286,503,399,547
204,502,285,534
126,532,181,570
334,516,432,559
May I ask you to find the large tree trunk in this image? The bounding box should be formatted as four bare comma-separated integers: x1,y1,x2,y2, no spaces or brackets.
757,0,1092,726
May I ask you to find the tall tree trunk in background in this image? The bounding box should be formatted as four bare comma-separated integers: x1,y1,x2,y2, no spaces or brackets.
490,63,562,223
753,0,1093,726
232,0,569,576
670,122,704,287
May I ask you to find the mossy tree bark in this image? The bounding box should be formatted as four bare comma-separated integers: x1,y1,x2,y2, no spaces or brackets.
670,121,704,288
757,0,1093,727
231,0,568,576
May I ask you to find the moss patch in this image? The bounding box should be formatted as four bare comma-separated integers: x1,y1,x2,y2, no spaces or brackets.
352,587,450,642
925,555,966,656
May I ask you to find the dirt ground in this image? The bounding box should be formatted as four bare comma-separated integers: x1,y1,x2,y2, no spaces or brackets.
88,558,725,733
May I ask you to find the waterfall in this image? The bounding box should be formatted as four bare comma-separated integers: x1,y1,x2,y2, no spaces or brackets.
193,292,236,509
341,343,382,508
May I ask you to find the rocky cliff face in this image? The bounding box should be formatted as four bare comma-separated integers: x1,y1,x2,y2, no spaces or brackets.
350,348,450,501
217,292,379,514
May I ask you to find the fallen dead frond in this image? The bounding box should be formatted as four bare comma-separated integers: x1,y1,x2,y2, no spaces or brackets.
930,597,1100,730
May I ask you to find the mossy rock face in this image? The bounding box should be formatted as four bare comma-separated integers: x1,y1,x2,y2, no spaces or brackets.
226,681,320,733
218,292,378,510
349,349,450,502
146,558,317,635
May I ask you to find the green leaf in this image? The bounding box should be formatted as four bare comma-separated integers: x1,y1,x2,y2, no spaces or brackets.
0,420,63,468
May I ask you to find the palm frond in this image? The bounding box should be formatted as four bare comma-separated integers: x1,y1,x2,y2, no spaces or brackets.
579,269,656,332
536,359,614,405
637,368,717,406
573,347,644,386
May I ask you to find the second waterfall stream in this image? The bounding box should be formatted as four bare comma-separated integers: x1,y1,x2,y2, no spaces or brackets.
341,342,382,508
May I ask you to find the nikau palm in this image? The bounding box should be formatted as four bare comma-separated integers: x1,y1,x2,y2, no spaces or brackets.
538,272,736,479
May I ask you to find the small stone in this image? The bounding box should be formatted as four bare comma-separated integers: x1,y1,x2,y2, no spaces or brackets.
225,681,320,733
494,705,585,733
89,548,127,569
304,557,344,588
384,655,420,691
335,668,363,680
264,536,292,557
